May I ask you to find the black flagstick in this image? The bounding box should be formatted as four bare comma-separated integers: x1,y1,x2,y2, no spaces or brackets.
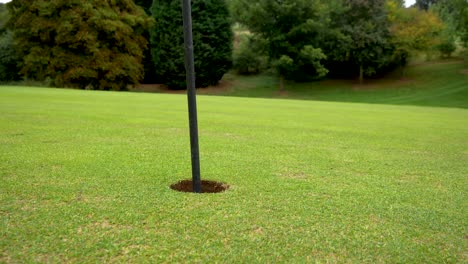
181,0,201,193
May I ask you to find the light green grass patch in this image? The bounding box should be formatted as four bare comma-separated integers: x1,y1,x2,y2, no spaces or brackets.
1,87,467,262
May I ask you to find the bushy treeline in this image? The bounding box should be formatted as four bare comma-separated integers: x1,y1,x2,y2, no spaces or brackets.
0,0,466,90
0,0,232,90
230,0,468,84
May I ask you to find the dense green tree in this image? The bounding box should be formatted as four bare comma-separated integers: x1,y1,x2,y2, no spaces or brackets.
429,0,468,63
388,1,444,76
150,0,233,90
0,3,9,34
0,30,21,82
0,4,21,82
134,0,158,83
7,0,152,90
134,0,153,13
233,34,268,75
415,0,439,10
231,0,329,89
312,0,396,81
340,0,395,83
440,0,468,47
430,1,458,57
316,0,354,78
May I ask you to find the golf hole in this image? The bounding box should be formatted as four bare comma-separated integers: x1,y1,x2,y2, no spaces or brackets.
170,180,229,193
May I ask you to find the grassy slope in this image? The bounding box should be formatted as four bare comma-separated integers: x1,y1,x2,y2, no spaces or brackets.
199,60,468,109
1,86,467,262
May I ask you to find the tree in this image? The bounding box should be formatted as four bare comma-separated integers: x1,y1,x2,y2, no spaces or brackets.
436,0,468,48
134,0,158,83
134,0,152,13
317,0,354,78
415,0,439,10
0,3,9,34
387,1,444,76
231,0,329,90
341,0,394,84
7,0,152,90
455,0,468,47
436,0,468,63
232,34,268,75
0,4,21,82
150,0,233,90
431,1,458,58
0,30,21,82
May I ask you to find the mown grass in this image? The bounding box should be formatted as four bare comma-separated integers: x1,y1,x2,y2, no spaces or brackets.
196,60,468,109
1,85,467,262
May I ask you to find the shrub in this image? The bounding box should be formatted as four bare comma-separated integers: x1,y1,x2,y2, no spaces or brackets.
233,35,267,75
437,38,457,58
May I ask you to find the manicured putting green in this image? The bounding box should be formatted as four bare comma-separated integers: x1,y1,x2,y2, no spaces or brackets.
0,86,466,262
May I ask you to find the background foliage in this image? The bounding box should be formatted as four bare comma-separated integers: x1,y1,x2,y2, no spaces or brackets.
0,0,466,88
134,0,158,83
7,0,152,90
232,33,268,75
387,0,444,75
150,0,233,90
0,4,20,82
229,0,466,85
231,0,329,84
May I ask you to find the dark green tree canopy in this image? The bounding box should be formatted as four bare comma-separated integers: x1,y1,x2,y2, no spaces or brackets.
0,3,9,34
150,0,233,89
8,0,152,90
0,4,21,81
415,0,439,10
231,0,398,83
232,0,329,82
438,0,468,47
334,0,395,81
0,29,21,82
134,0,153,14
134,0,158,83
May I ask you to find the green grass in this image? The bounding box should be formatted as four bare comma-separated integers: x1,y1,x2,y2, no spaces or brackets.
1,85,467,262
197,60,468,109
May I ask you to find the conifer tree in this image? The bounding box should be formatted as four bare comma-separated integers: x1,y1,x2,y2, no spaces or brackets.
150,0,233,89
0,3,20,81
8,0,152,90
134,0,158,83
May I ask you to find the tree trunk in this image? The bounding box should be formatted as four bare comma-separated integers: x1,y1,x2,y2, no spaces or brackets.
359,65,364,85
400,65,406,79
279,74,285,92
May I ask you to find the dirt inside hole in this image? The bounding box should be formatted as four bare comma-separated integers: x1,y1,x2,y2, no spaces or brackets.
170,180,229,193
